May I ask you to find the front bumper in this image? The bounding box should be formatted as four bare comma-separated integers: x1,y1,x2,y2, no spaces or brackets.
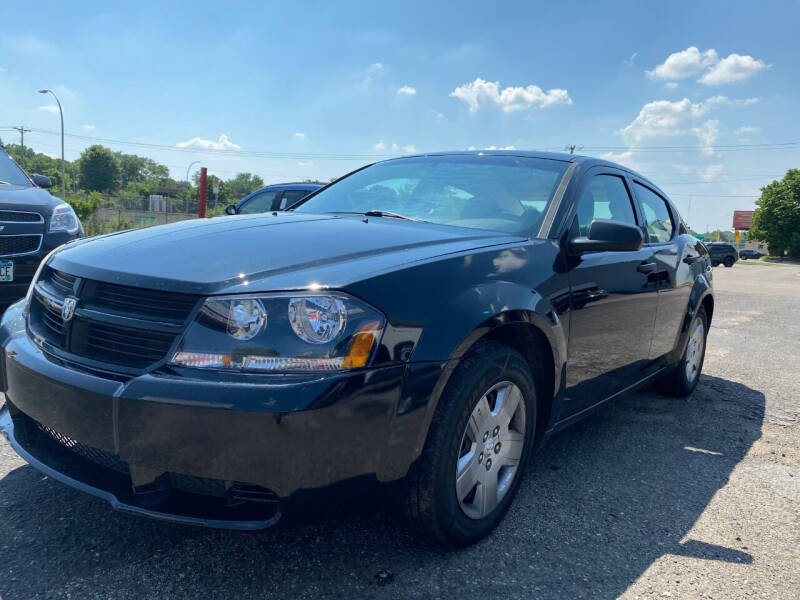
0,301,443,529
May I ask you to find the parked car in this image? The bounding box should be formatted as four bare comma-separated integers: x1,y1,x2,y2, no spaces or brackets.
225,182,324,215
707,242,738,267
0,151,713,547
739,249,764,260
0,147,83,308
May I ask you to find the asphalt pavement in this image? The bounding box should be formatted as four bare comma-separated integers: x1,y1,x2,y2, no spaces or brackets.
1,261,798,599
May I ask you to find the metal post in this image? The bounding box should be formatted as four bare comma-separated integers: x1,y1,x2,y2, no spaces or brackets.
13,126,31,169
38,89,65,197
198,167,207,218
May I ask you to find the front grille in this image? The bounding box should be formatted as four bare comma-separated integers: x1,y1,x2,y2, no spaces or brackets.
0,234,42,256
28,266,200,372
0,210,43,223
37,421,130,475
74,319,177,367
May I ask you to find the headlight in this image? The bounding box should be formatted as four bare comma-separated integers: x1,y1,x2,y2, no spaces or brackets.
170,292,385,372
49,203,80,234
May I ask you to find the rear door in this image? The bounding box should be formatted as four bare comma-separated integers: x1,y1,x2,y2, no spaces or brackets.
562,167,660,416
631,181,690,359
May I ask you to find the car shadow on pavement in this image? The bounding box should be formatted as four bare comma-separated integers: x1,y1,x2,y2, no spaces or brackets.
0,374,764,600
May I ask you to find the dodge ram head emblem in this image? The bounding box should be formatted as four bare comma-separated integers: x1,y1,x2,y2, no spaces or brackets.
61,297,77,322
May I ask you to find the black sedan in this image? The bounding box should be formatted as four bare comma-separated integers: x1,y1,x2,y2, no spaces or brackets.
739,249,764,260
0,152,713,547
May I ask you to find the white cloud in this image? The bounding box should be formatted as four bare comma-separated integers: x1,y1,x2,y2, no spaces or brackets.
37,104,61,114
699,53,769,85
623,52,638,67
483,145,516,150
450,77,572,113
373,141,416,153
368,62,383,72
735,125,761,135
82,124,95,130
647,46,768,85
701,164,724,182
600,151,642,172
176,134,240,151
692,119,720,155
294,132,305,139
297,160,314,167
664,82,679,90
646,47,718,81
397,85,417,95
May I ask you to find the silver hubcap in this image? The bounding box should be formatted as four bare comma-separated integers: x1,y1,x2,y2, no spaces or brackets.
456,381,526,520
685,317,705,383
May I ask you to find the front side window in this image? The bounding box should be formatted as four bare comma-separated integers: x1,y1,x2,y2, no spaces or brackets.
574,174,637,236
634,183,674,243
293,155,570,234
239,190,279,214
0,149,32,187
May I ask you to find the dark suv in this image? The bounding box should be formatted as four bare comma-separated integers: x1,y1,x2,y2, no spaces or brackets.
225,183,324,215
0,147,83,307
707,242,738,267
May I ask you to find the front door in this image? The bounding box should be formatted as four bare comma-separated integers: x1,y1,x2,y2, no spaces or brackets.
563,170,659,417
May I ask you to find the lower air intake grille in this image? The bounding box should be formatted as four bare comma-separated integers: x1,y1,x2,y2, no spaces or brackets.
0,234,42,256
37,422,130,475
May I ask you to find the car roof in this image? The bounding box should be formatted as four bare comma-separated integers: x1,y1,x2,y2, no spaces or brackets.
258,182,325,191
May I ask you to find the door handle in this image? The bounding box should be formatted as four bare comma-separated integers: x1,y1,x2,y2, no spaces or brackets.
637,262,657,274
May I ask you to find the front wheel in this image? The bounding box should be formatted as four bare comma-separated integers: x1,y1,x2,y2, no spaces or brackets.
657,307,708,397
404,341,537,547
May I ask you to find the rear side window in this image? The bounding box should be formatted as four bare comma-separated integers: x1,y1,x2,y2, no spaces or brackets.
634,183,674,243
574,175,637,236
239,190,279,214
279,189,311,210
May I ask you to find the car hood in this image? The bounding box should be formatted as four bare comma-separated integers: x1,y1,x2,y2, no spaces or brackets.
0,184,60,213
50,213,525,294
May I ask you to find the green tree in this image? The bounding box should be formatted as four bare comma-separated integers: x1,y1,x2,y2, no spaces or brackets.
116,152,170,187
79,145,120,192
749,169,800,257
226,172,264,197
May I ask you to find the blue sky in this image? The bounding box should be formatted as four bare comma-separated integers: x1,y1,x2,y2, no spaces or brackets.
1,0,798,231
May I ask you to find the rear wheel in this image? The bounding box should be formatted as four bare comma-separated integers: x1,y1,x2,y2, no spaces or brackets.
404,341,537,548
723,256,735,267
657,307,708,397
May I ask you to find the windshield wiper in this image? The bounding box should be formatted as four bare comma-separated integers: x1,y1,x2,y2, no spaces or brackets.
0,181,11,185
362,210,419,221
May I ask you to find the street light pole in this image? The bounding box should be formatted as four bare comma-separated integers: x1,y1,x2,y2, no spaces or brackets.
38,89,65,197
186,160,201,183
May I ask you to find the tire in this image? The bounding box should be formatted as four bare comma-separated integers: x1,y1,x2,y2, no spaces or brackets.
711,261,720,267
404,340,537,548
657,306,708,397
723,256,735,267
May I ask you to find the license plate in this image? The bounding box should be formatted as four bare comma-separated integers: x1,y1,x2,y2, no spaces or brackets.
0,261,13,282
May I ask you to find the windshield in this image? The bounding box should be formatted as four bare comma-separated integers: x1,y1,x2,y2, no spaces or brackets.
294,155,569,235
0,149,32,186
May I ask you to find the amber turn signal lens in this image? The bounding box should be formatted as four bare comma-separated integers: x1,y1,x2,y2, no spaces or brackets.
342,322,380,369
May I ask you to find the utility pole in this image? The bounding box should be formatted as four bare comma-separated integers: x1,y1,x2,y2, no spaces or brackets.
12,126,31,169
564,144,584,155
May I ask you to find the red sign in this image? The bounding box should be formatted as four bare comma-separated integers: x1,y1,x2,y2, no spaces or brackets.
733,210,754,230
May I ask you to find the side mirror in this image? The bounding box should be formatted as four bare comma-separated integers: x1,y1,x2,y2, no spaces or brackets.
570,219,643,254
225,204,238,215
31,173,52,188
